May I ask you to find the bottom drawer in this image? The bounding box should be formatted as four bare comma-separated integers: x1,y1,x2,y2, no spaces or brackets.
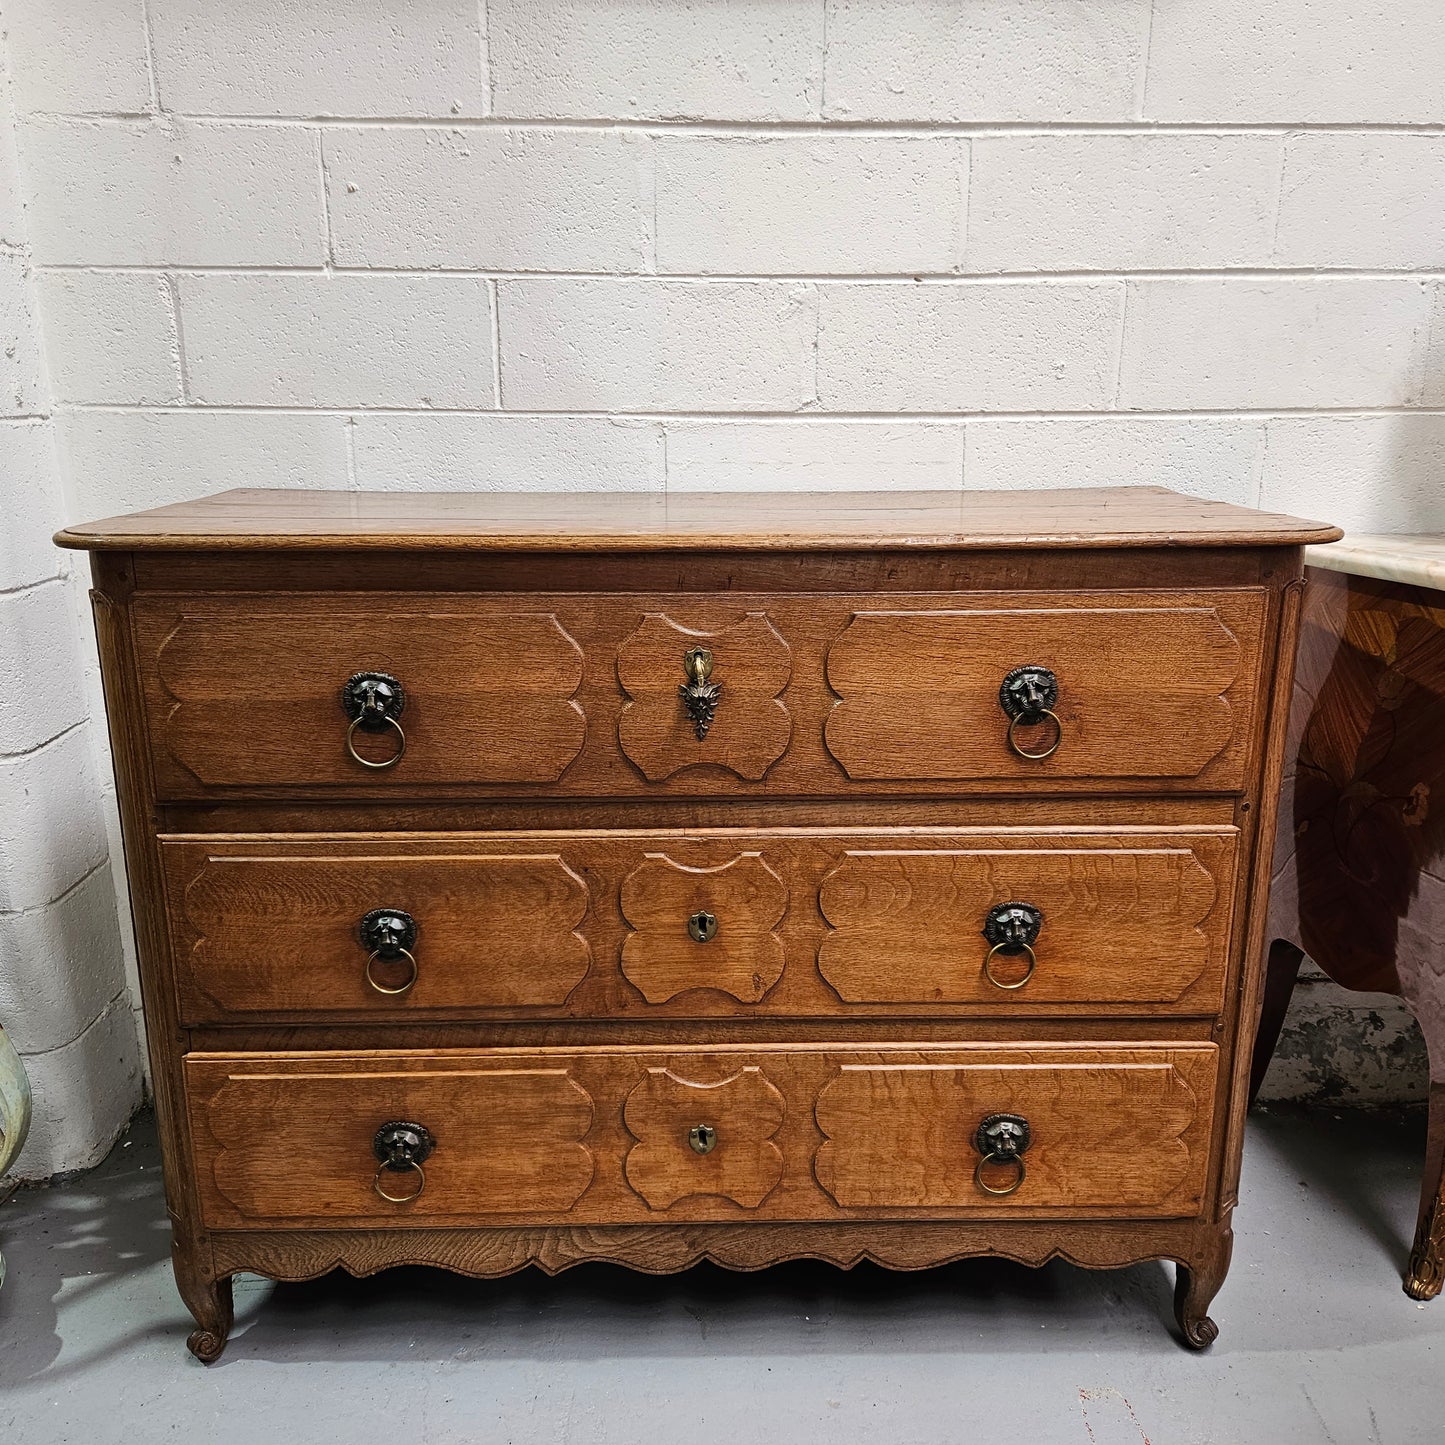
186,1043,1220,1230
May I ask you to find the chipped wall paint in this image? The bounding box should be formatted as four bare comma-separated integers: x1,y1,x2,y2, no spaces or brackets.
1257,967,1429,1107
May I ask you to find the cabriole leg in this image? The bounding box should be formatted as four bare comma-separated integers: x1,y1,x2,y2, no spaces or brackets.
1173,1227,1233,1350
174,1244,234,1363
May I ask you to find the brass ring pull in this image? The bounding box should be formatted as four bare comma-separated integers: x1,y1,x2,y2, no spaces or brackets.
364,945,418,996
346,712,406,769
983,939,1037,990
973,1151,1026,1196
1006,708,1062,761
372,1159,426,1203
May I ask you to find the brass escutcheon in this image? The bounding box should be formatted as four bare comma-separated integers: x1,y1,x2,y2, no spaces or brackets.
687,910,719,944
688,1123,718,1155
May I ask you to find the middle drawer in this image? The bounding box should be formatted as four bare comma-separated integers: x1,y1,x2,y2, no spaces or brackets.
162,829,1239,1024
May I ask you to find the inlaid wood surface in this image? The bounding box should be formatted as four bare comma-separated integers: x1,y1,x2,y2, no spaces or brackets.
162,828,1238,1023
185,1042,1218,1230
56,486,1340,553
134,589,1268,799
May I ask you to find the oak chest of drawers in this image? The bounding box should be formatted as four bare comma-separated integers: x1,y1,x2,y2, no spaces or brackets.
57,486,1340,1359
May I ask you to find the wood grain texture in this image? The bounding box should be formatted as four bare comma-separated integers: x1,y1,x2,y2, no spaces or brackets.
825,601,1257,784
616,611,793,780
622,1066,786,1210
813,1047,1215,1214
184,1043,1217,1230
1263,567,1445,1296
167,843,590,1019
132,589,1268,801
161,829,1239,1024
64,487,1317,1356
817,838,1235,1008
619,852,788,1004
55,486,1342,554
189,1058,596,1228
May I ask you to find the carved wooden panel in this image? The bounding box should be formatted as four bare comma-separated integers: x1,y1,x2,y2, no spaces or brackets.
187,1056,596,1228
135,600,586,794
617,611,793,780
824,602,1255,784
165,841,591,1022
814,1046,1217,1214
623,1066,786,1210
620,852,788,1004
817,837,1235,1008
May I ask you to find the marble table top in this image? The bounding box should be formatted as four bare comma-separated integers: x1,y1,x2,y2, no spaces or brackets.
1305,534,1445,593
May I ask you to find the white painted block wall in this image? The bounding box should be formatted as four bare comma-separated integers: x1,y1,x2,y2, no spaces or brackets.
0,35,142,1181
0,0,1441,1160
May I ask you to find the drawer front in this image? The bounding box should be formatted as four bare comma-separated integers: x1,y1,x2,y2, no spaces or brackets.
134,589,1266,799
185,1044,1219,1229
163,829,1239,1023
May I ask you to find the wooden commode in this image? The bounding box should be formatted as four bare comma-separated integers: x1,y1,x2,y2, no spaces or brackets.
56,487,1340,1358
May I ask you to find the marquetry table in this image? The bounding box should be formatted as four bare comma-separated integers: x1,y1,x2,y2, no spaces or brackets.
1258,534,1445,1299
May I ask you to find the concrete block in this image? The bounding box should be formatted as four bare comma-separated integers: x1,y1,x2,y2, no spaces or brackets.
965,417,1263,505
353,414,664,490
35,271,181,405
7,993,141,1181
0,866,127,1056
0,108,23,249
1119,278,1436,410
58,410,351,517
0,581,88,756
0,726,109,913
1146,0,1445,122
966,135,1280,273
664,419,964,491
816,281,1122,412
1276,134,1445,270
489,0,824,120
499,279,815,412
3,0,153,115
327,127,651,272
0,252,48,417
823,0,1150,121
1259,414,1445,533
654,135,966,275
0,422,66,592
179,274,495,407
21,118,324,267
147,0,485,117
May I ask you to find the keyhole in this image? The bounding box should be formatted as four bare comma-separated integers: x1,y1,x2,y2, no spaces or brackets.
688,1124,718,1155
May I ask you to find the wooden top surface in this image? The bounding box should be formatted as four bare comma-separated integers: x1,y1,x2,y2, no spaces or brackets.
55,486,1342,553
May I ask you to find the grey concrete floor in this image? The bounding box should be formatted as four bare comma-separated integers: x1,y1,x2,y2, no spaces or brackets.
1,1107,1441,1445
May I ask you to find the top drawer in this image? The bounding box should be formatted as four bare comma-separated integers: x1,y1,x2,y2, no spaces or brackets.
130,589,1267,800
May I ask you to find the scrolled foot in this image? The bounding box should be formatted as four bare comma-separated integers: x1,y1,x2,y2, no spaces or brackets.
1173,1229,1231,1351
175,1252,234,1363
187,1324,230,1364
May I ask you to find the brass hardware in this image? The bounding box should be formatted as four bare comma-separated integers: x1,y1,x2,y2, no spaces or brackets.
679,647,721,741
371,1120,434,1204
973,1112,1030,1196
998,665,1062,761
981,902,1043,991
342,671,407,769
687,910,719,944
360,909,419,996
688,1123,718,1155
